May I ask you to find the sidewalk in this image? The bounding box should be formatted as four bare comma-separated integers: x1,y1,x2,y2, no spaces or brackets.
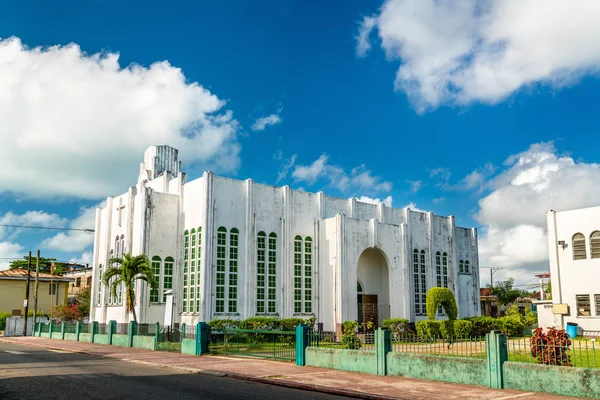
0,336,584,400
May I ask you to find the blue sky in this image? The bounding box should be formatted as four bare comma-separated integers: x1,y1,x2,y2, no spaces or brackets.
2,0,600,289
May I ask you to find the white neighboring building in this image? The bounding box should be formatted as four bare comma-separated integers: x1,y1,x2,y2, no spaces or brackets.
543,207,600,332
90,145,481,330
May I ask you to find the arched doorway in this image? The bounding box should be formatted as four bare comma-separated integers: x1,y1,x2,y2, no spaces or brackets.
357,248,390,329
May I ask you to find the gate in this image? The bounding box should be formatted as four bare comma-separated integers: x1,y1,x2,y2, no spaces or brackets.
156,325,182,352
208,328,296,362
3,316,49,337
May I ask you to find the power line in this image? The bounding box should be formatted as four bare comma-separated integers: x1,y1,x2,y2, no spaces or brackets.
0,257,90,264
0,224,95,234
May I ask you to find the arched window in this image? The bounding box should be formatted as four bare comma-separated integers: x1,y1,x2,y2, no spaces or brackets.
216,227,227,313
294,236,303,313
464,260,470,274
120,234,125,256
256,232,267,313
573,233,587,260
304,237,313,313
97,264,103,304
189,228,196,313
115,236,120,257
163,257,174,303
413,249,426,316
590,231,600,259
435,252,442,287
459,260,464,274
196,227,202,313
150,256,161,303
183,230,189,312
228,228,239,313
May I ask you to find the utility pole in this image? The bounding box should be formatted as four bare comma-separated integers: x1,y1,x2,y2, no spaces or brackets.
32,250,40,332
22,251,32,336
489,267,503,287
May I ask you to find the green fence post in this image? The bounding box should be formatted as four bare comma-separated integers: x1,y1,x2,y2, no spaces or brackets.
154,322,160,351
128,321,137,347
48,321,54,339
61,322,66,340
91,321,98,343
109,320,116,345
376,328,391,376
179,323,186,354
296,325,310,366
198,322,209,355
76,321,81,342
486,330,508,389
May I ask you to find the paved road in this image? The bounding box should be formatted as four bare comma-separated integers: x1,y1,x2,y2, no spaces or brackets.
0,342,351,400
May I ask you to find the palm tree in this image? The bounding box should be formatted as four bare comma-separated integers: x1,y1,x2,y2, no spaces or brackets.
102,253,157,322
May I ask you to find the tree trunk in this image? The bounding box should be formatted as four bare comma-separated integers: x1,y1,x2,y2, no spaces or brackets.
128,287,137,322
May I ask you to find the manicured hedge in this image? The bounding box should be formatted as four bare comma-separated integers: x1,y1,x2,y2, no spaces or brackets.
208,316,315,331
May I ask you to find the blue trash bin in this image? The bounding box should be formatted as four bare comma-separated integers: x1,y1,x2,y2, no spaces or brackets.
566,322,578,338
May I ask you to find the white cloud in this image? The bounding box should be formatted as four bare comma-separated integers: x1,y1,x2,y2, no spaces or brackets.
69,251,93,265
252,113,282,131
277,154,297,183
0,241,23,270
407,180,422,193
356,16,377,57
476,142,600,274
0,210,68,240
0,37,241,199
355,196,393,208
358,0,600,112
42,203,102,252
403,202,427,213
291,154,392,195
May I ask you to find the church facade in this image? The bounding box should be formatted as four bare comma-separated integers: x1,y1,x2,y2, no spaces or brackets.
90,145,481,330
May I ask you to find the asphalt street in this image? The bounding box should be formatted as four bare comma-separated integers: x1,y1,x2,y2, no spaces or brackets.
0,341,351,400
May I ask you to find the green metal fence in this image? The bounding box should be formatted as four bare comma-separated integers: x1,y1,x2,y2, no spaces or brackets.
209,328,296,361
137,323,158,337
64,323,77,334
115,323,128,335
51,322,62,333
391,334,487,359
41,323,50,333
157,326,182,352
79,322,90,334
508,337,599,369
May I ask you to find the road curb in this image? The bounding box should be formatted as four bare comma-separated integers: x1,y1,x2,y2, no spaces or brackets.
1,339,401,400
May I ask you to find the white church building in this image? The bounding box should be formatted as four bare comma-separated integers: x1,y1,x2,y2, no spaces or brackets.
90,145,481,331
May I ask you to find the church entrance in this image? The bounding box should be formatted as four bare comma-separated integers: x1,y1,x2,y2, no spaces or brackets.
356,248,390,331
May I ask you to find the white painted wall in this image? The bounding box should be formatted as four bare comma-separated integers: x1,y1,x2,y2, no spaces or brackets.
547,207,600,331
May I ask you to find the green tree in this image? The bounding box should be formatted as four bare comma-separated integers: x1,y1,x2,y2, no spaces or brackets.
102,254,157,322
489,278,525,306
545,281,552,300
9,256,66,275
74,286,91,318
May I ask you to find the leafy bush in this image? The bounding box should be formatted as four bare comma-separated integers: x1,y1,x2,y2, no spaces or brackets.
416,320,441,338
239,317,280,330
208,318,240,331
0,312,11,330
280,318,306,331
499,315,525,337
426,288,458,320
341,320,361,349
531,327,571,366
453,320,473,338
439,320,454,339
382,318,409,333
52,304,84,323
466,316,501,336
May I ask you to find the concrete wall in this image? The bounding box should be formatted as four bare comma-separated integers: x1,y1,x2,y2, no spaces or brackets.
504,361,600,398
386,352,488,387
40,332,51,338
93,333,109,345
181,338,197,355
547,207,600,331
111,334,129,347
79,333,92,343
305,347,377,375
64,333,77,341
133,335,156,351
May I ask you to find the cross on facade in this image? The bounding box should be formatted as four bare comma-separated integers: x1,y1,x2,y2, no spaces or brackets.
116,198,126,226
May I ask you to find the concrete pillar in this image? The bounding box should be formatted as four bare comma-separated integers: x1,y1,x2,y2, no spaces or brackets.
61,322,66,340
197,322,209,355
376,328,391,376
296,325,310,366
128,321,138,347
486,330,508,389
109,320,117,345
76,321,81,342
91,321,99,343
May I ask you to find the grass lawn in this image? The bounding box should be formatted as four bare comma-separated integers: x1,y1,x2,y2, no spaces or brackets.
209,341,296,360
156,341,182,352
